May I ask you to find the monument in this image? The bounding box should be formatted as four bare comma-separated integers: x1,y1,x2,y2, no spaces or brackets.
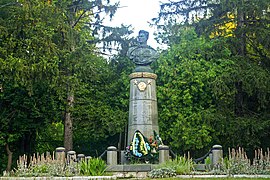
127,30,159,147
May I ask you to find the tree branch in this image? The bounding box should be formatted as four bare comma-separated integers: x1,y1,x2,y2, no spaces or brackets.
72,10,86,28
246,37,270,63
0,2,18,9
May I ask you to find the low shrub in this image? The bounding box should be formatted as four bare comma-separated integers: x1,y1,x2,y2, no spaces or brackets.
7,152,107,177
148,168,176,178
79,158,107,176
222,147,270,175
156,156,194,175
13,153,74,177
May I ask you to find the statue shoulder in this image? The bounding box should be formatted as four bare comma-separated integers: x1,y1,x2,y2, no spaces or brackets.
127,46,137,55
146,45,158,55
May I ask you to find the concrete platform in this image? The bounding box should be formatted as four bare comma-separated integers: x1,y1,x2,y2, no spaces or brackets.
106,164,158,172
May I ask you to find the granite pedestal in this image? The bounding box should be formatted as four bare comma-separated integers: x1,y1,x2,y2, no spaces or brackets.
127,72,159,145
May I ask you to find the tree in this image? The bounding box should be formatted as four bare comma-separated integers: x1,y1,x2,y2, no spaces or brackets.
50,0,134,151
0,0,66,171
72,55,129,154
153,0,270,154
155,28,235,152
0,0,132,172
155,0,270,67
0,0,137,164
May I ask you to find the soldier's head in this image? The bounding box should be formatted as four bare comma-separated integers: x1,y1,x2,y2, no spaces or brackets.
138,30,149,44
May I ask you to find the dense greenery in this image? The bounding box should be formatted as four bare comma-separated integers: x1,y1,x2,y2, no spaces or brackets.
0,0,269,174
155,27,270,154
156,28,233,150
0,0,129,173
154,0,270,155
0,0,65,172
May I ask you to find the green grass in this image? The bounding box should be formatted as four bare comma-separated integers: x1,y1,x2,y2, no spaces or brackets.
149,178,270,180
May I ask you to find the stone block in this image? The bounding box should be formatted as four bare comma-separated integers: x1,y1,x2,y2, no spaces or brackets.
123,164,152,172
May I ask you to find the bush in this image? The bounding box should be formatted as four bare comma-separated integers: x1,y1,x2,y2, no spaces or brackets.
157,156,194,175
7,153,107,177
222,148,270,175
79,158,107,176
148,168,176,178
12,153,74,177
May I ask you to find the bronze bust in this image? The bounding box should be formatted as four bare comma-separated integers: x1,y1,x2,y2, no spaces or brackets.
127,30,159,72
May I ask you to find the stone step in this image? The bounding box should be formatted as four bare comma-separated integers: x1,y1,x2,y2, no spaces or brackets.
106,164,158,172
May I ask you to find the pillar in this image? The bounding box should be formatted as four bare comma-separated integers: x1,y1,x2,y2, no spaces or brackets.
67,150,76,164
120,150,127,164
77,154,85,162
107,146,117,165
211,145,223,167
159,145,170,164
128,72,159,145
55,147,65,162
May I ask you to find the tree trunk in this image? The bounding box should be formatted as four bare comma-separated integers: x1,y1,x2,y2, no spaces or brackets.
5,143,13,172
64,90,74,151
237,10,247,56
234,7,246,117
235,81,243,116
63,4,77,152
20,132,34,154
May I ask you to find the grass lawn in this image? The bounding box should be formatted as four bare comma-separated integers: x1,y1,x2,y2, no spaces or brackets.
149,177,270,180
149,178,270,180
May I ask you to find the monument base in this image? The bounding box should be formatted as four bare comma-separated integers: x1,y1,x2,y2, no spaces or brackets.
127,72,159,145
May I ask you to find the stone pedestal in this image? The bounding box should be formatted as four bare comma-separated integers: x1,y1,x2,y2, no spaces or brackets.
107,146,118,165
127,72,159,145
158,145,170,163
67,151,76,164
211,145,223,167
77,154,85,162
55,147,65,162
120,150,127,164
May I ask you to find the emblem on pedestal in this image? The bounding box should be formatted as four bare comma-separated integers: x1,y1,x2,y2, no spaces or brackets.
134,80,151,92
138,82,147,91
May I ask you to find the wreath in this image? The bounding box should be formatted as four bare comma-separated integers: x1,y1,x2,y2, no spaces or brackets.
125,130,163,163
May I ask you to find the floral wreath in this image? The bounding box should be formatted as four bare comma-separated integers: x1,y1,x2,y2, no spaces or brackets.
125,130,163,163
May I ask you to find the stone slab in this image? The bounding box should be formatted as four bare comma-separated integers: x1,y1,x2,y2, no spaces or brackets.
106,165,124,172
106,164,157,172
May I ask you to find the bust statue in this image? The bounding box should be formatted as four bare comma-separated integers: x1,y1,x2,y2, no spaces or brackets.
127,30,159,72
